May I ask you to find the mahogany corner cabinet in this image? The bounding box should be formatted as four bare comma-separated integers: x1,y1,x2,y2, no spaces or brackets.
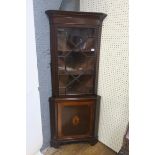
45,10,107,148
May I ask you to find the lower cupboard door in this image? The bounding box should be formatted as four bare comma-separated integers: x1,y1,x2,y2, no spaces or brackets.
56,99,95,139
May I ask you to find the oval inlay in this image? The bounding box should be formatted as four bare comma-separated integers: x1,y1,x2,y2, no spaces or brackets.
72,115,80,126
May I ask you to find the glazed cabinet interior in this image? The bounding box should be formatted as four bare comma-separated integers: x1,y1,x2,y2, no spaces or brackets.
57,27,96,95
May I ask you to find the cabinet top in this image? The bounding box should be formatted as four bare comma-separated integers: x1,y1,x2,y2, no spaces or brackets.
45,10,107,25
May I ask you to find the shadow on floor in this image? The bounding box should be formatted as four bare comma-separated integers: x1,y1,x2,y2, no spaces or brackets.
45,142,117,155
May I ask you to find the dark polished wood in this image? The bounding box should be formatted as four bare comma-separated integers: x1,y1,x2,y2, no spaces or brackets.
49,95,100,147
46,10,107,148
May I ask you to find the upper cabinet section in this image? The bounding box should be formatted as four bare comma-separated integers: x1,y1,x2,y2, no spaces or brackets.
46,10,107,97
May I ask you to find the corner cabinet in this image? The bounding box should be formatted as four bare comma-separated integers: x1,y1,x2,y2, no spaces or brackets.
45,10,107,148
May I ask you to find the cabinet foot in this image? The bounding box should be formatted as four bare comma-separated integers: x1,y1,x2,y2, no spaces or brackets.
89,138,98,146
51,141,60,148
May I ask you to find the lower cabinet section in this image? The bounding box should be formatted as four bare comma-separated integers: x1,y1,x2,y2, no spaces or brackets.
49,96,100,148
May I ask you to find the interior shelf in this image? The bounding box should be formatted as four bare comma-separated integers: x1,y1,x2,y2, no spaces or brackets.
59,71,95,75
59,74,94,95
58,52,96,57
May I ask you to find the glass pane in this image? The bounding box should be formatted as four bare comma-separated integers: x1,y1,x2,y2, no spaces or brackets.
59,88,66,95
59,74,94,95
66,75,94,94
58,52,95,74
86,57,95,74
57,28,70,52
59,75,74,88
65,52,86,73
58,57,65,74
57,28,96,52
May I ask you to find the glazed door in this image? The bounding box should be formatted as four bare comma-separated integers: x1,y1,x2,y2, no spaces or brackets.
56,27,97,95
56,99,95,139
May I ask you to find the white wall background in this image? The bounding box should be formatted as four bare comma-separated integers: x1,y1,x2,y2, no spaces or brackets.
81,0,129,152
26,0,43,154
